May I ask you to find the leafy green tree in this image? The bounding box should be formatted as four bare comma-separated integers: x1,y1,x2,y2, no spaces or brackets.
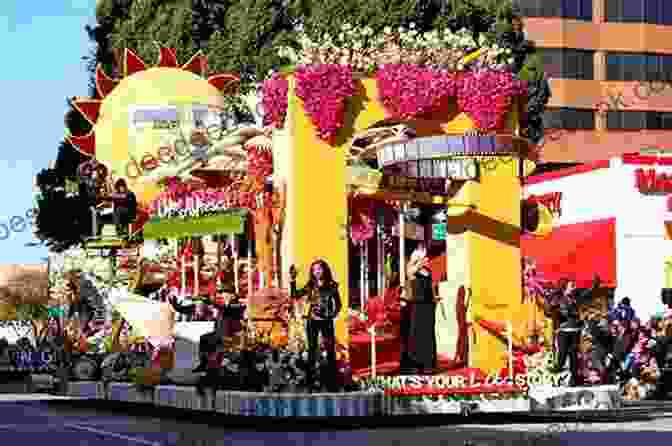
204,0,304,91
106,0,196,68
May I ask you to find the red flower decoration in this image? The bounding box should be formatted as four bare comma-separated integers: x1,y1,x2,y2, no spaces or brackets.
262,74,289,128
376,64,457,119
295,64,356,144
456,71,527,131
247,147,273,181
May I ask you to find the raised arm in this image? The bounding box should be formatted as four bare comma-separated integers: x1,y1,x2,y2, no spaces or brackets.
288,265,308,299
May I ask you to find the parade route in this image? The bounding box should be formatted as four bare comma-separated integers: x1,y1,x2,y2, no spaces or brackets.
0,395,669,445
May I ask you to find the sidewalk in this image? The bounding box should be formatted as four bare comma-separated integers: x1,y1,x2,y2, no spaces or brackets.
0,381,30,394
0,394,79,401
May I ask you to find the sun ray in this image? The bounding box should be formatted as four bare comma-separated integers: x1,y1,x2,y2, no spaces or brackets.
70,98,102,126
207,74,240,95
73,48,235,160
182,50,207,77
66,131,96,157
95,64,118,99
124,48,147,77
155,43,178,68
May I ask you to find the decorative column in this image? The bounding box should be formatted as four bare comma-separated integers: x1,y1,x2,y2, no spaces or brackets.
280,76,351,346
442,159,522,373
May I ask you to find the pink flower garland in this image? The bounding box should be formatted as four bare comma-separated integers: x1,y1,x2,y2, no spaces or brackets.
294,64,355,144
376,64,457,119
457,70,527,131
376,66,527,131
262,74,289,128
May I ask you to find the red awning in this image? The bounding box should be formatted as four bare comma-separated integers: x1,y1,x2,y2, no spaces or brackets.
521,218,616,288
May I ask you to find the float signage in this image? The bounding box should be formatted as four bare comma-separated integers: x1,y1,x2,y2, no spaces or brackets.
11,350,56,372
381,175,449,195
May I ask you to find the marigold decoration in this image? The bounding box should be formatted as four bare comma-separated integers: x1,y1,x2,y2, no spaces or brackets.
271,331,289,349
475,318,540,355
294,64,356,144
262,74,289,128
456,70,527,131
376,64,457,120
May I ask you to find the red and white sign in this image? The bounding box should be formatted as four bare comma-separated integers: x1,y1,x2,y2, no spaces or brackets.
634,168,672,193
524,155,672,319
528,192,562,217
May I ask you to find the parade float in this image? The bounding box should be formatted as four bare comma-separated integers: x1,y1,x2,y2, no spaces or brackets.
47,23,623,415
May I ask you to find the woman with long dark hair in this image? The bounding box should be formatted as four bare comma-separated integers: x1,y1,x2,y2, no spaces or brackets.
289,259,342,391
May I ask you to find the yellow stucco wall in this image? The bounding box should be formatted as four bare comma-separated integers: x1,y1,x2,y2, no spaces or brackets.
279,77,391,348
458,159,524,372
279,74,531,372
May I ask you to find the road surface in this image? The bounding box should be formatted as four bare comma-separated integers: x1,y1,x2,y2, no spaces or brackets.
1,395,671,445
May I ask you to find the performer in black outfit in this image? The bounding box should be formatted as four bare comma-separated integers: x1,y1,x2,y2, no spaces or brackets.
552,274,600,386
289,259,342,391
404,245,439,375
104,179,137,237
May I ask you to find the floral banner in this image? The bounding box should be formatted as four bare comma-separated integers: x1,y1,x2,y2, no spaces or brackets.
143,210,248,239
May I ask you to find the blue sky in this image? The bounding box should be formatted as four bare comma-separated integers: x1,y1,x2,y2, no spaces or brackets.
0,1,96,265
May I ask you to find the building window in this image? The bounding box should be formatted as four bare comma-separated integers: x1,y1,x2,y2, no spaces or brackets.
544,108,595,129
606,52,672,81
538,49,594,79
606,0,672,25
606,111,672,130
514,0,592,20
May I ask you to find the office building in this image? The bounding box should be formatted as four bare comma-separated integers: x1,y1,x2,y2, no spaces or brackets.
516,0,672,162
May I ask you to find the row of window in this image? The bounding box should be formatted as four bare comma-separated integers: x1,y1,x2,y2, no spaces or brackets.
514,0,592,21
543,108,672,130
606,110,672,129
539,49,594,80
514,0,672,25
606,0,672,26
606,53,672,81
535,49,672,82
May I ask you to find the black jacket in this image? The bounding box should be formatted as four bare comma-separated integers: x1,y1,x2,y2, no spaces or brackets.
655,335,672,370
291,281,342,320
558,300,581,331
556,286,596,330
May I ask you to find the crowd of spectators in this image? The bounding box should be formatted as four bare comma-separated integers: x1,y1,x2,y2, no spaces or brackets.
576,297,672,400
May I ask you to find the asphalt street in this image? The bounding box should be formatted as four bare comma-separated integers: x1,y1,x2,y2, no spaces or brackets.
0,395,671,445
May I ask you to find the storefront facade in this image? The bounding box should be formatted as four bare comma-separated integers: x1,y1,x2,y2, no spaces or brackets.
523,154,672,319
